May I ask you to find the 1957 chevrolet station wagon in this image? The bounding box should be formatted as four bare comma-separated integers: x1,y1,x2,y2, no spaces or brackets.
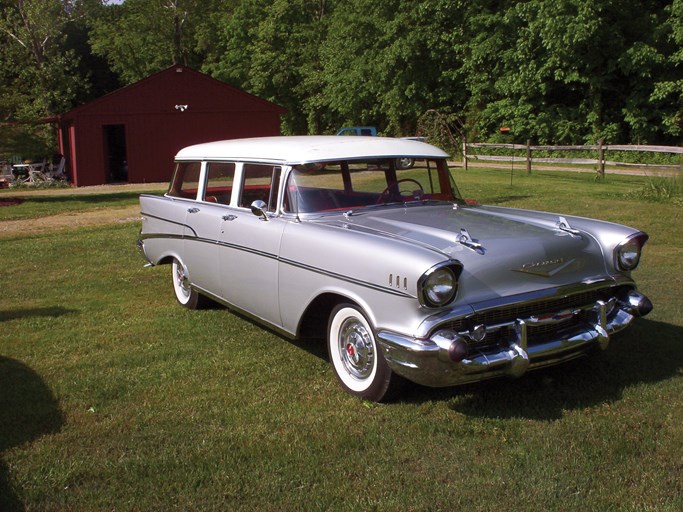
137,136,652,401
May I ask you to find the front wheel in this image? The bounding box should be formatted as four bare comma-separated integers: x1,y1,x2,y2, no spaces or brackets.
327,304,395,402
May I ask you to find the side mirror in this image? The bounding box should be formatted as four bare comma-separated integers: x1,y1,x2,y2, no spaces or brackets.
250,199,268,221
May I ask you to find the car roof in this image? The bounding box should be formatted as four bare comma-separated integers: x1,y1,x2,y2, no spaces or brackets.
175,135,449,164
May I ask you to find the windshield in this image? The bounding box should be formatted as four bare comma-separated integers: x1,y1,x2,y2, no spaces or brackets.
285,158,463,214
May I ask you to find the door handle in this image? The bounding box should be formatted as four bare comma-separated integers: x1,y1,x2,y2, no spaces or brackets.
187,207,200,213
222,214,237,221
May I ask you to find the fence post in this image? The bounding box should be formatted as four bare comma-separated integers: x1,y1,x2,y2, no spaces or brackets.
598,138,605,178
526,139,532,174
463,138,468,172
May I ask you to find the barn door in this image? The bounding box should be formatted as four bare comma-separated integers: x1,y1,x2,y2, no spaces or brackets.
103,124,128,183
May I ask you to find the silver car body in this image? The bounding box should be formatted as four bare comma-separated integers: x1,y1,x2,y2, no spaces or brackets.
138,136,651,396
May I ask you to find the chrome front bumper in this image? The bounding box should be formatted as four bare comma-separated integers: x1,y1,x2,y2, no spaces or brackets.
377,290,652,388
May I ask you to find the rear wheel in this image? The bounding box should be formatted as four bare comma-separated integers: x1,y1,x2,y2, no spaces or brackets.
171,258,204,309
327,303,395,402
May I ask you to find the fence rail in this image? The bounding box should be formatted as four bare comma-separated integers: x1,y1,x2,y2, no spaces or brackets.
463,140,683,175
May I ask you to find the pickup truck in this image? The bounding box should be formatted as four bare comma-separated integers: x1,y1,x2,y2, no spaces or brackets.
336,126,378,136
336,126,417,168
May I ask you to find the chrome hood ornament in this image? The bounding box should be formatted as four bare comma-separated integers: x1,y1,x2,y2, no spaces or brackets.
457,228,485,255
556,216,581,237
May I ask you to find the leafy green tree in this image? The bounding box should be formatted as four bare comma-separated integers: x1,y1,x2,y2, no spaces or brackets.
456,0,679,144
651,0,683,139
88,0,234,84
209,0,334,134
319,0,468,136
0,0,90,156
5,0,678,155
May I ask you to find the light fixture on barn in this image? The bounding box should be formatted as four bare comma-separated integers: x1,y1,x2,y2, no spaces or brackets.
175,104,189,112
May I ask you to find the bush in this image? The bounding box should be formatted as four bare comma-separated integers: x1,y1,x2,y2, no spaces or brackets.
626,175,682,204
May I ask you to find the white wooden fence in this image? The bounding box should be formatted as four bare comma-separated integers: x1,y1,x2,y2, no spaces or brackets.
463,140,683,175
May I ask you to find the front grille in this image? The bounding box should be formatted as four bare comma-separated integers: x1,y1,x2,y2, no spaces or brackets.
437,289,610,352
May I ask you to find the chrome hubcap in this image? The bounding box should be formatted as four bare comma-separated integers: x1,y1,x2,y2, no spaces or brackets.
175,264,190,297
339,318,374,380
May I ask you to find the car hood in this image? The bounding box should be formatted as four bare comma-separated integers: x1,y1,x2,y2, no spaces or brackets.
323,204,611,303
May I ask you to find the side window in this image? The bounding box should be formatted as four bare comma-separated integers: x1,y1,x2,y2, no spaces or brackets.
204,162,235,205
239,164,281,211
167,161,201,199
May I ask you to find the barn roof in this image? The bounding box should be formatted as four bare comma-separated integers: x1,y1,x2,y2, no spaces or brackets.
59,65,286,120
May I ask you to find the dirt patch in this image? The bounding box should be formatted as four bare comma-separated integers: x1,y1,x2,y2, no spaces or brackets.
0,183,165,238
0,204,141,238
3,182,167,197
0,197,24,207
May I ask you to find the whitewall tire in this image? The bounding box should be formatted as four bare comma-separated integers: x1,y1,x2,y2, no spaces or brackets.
171,258,202,309
327,303,394,402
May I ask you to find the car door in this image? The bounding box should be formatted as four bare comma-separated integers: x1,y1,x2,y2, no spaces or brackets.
183,162,236,295
218,164,285,327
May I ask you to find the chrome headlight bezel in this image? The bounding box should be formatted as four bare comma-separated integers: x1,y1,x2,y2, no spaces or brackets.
614,232,649,271
418,262,462,308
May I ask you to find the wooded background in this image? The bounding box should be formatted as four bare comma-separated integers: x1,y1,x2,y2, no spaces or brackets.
1,0,682,157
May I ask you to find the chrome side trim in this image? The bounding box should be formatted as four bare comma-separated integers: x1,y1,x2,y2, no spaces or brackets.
140,232,415,299
136,238,154,266
140,211,198,237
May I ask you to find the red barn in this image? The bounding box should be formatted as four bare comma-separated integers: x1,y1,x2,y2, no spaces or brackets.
56,65,286,187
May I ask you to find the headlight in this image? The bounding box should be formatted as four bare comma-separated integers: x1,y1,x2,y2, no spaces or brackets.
419,264,460,308
615,232,648,271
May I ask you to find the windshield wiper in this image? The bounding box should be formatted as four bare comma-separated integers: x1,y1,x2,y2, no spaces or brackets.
365,201,405,209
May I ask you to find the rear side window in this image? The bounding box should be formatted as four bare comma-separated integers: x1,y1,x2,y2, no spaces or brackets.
204,162,235,205
168,162,201,199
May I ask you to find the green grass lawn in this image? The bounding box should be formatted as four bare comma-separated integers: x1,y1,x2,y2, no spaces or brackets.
1,169,681,511
0,184,166,222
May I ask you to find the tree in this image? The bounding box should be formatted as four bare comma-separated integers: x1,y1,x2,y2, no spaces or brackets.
209,0,334,134
0,0,90,156
311,0,469,136
5,0,677,155
651,0,683,139
450,0,680,144
88,0,234,84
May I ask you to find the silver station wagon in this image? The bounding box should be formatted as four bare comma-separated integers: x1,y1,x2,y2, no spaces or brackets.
137,136,652,401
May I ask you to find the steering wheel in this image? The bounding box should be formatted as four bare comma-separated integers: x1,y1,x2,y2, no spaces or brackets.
376,178,424,203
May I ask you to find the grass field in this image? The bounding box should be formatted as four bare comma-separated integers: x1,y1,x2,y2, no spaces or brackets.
1,168,681,511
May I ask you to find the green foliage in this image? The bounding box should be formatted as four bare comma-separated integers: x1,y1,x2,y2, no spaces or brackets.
0,0,91,155
2,0,682,150
651,0,683,138
457,0,678,144
87,0,234,84
208,0,335,134
626,174,683,203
